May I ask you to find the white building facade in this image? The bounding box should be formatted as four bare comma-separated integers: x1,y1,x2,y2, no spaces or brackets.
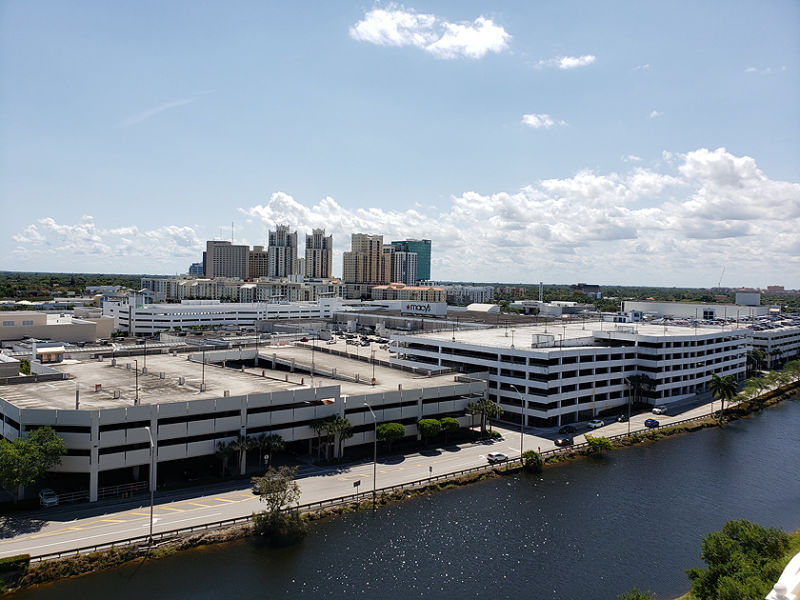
390,323,751,428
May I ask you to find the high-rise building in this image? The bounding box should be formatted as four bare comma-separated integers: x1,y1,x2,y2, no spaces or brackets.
248,246,269,278
188,262,204,276
268,225,299,278
383,245,417,285
305,229,333,278
343,234,388,285
391,239,431,281
204,241,249,279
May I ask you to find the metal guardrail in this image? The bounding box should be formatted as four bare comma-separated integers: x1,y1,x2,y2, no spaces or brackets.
24,408,739,563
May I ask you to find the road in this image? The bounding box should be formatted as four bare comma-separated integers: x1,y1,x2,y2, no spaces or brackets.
0,399,721,559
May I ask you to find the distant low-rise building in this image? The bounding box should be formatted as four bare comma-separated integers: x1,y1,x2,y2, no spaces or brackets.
370,283,446,302
0,311,113,343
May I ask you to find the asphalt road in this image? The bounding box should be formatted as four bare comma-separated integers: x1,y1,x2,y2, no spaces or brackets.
0,398,721,559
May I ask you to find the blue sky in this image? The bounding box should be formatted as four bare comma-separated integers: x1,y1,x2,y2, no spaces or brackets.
2,1,799,288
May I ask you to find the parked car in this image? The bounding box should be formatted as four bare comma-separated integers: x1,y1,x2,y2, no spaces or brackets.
588,419,604,429
39,489,58,507
652,405,668,415
554,437,573,447
486,452,509,464
644,418,660,428
300,337,309,342
558,425,577,434
326,339,336,345
616,414,629,423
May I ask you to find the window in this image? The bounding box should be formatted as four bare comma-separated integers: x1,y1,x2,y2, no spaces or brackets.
22,320,34,326
2,321,13,326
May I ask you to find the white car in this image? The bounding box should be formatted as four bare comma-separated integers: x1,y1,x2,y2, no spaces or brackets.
486,452,509,464
39,489,58,507
652,405,668,415
587,419,604,429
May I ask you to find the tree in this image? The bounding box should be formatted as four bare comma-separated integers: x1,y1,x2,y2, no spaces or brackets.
19,359,31,376
440,417,460,444
584,434,614,455
417,419,441,446
466,397,503,436
708,373,738,422
229,434,252,475
687,519,790,600
0,427,66,502
332,416,353,458
627,374,657,406
215,440,235,477
376,422,405,452
252,466,301,514
251,466,306,544
253,433,284,468
522,450,542,473
311,419,328,460
746,349,766,376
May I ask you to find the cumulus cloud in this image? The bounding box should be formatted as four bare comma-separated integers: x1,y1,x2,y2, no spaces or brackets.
349,6,510,59
11,217,204,264
11,148,799,285
536,54,596,69
521,113,565,128
622,154,642,163
649,110,663,119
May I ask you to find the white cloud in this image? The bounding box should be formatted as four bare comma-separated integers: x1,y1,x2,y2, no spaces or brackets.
622,154,642,162
349,7,510,59
744,66,758,73
649,110,663,119
117,91,212,128
536,54,596,69
11,149,799,286
633,64,650,71
521,113,565,129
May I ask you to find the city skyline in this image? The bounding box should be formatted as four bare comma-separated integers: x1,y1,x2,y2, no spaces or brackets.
1,1,798,287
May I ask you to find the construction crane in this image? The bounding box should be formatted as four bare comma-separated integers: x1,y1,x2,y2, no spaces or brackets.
717,266,726,288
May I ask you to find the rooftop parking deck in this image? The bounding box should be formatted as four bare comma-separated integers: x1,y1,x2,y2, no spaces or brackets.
0,342,468,411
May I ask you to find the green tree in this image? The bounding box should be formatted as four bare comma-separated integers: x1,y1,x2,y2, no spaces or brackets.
746,349,766,376
251,466,306,544
687,519,790,600
215,440,235,477
522,450,542,473
310,419,328,460
0,427,66,502
708,373,738,422
253,433,284,469
466,397,504,436
440,417,460,444
19,360,31,376
584,434,614,455
417,419,441,445
332,416,353,458
229,434,252,475
376,422,405,452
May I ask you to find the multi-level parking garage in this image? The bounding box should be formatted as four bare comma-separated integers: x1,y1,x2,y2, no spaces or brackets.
390,322,751,428
0,347,485,502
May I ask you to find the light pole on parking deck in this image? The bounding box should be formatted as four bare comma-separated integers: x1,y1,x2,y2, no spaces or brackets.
144,426,156,543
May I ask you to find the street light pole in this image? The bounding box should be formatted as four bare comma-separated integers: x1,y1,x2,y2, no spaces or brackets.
134,359,139,405
144,426,156,543
510,384,525,462
363,403,377,509
624,377,631,435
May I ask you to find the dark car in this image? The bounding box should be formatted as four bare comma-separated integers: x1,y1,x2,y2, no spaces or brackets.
558,425,577,434
555,437,573,447
644,418,659,428
616,414,629,423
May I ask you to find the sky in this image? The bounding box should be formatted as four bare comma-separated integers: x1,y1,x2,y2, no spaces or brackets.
1,1,799,288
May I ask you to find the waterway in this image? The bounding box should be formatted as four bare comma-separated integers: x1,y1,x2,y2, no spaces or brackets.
11,397,800,599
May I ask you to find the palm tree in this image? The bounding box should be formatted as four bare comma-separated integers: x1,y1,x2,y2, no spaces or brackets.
746,349,766,376
253,433,284,468
215,440,235,477
229,434,252,475
708,373,737,422
466,397,504,436
332,416,353,458
311,419,328,460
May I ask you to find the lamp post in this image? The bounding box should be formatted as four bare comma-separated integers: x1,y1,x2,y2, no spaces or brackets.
201,344,206,392
371,350,375,385
510,384,525,462
143,338,147,373
144,426,156,543
363,403,377,509
134,359,139,404
624,377,631,435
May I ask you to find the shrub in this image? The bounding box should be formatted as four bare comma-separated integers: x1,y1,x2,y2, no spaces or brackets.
522,450,543,473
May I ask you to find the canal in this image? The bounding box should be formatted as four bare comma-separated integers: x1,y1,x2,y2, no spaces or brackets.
10,398,800,599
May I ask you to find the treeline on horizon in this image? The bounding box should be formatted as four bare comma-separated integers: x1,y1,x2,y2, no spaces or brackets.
1,271,798,312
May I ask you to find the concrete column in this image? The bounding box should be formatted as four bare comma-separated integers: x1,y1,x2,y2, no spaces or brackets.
89,411,100,502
